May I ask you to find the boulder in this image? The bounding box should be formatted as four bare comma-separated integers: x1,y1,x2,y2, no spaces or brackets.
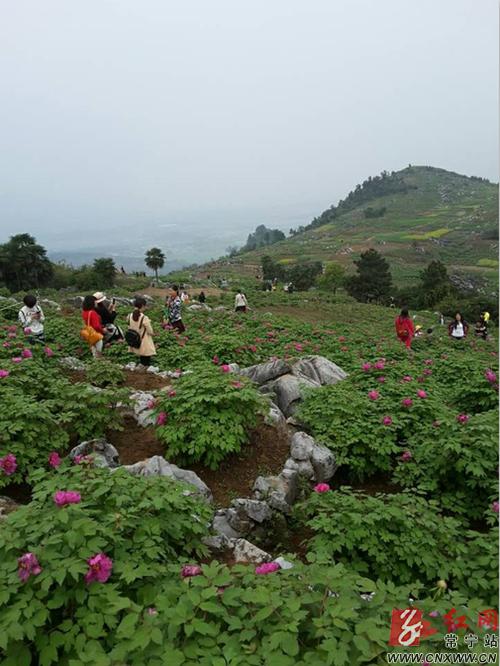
69,439,120,468
232,539,271,564
146,366,160,374
112,297,134,307
253,469,299,513
202,534,231,551
187,303,211,312
284,458,314,479
119,455,212,502
268,373,320,416
59,356,86,371
264,402,286,428
310,442,337,482
212,510,243,539
65,296,84,308
292,356,347,386
239,359,291,385
290,431,314,461
40,298,61,310
0,496,19,520
231,498,272,524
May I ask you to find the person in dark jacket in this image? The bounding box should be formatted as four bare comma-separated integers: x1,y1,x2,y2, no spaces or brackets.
198,291,206,304
448,312,469,340
93,292,123,343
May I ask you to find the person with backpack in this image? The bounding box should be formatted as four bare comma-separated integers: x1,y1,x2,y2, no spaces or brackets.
81,295,104,358
395,308,415,349
125,297,156,366
18,294,45,343
448,312,469,340
166,285,185,333
94,292,124,344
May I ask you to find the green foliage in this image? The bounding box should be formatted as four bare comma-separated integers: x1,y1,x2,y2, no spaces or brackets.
418,260,452,307
364,206,387,218
144,247,166,281
0,353,128,487
243,224,286,252
154,363,265,469
299,488,468,586
316,262,346,294
345,249,392,303
92,258,117,288
0,465,211,663
0,234,53,292
85,359,125,388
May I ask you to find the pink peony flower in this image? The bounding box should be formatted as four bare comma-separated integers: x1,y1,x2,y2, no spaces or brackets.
2,342,10,348
491,501,499,513
44,347,54,357
377,376,386,383
485,369,497,384
424,359,433,366
181,564,202,578
146,399,156,409
401,450,412,462
382,416,393,426
423,368,432,376
362,362,372,372
249,345,257,353
8,325,17,333
54,490,81,507
0,369,9,379
231,380,244,389
338,336,346,342
23,327,32,335
220,364,231,373
147,607,158,616
402,375,412,382
456,413,469,424
156,411,167,426
18,552,42,583
167,390,177,398
429,610,440,618
416,376,425,383
21,348,33,359
212,355,220,365
0,453,17,476
314,483,330,493
12,357,23,363
255,562,281,575
85,553,113,584
374,360,385,370
368,390,380,401
8,332,16,339
294,343,303,352
417,389,427,399
48,452,61,468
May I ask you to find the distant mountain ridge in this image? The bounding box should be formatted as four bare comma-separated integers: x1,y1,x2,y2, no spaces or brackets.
200,166,498,292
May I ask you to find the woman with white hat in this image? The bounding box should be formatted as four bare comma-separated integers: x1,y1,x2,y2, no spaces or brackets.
93,292,123,344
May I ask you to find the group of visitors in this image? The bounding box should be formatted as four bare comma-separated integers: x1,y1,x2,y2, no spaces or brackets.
395,308,490,349
80,286,186,365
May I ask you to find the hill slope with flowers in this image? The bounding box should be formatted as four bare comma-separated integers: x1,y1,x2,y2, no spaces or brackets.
0,289,498,664
201,166,498,290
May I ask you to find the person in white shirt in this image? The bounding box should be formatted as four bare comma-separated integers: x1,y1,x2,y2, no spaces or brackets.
234,289,249,313
448,312,469,340
18,294,45,343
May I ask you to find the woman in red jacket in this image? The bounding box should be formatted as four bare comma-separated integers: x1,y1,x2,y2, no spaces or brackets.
395,308,415,349
82,295,104,358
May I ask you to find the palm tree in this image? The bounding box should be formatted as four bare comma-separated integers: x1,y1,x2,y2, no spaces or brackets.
145,247,166,282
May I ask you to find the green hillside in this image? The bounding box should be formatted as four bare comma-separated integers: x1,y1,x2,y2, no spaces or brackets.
202,166,498,291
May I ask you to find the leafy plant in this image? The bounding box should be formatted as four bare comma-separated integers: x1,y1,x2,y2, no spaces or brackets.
154,363,266,469
85,359,125,388
0,464,211,664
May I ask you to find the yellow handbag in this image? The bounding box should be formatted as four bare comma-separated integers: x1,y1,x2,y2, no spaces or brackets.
80,313,103,346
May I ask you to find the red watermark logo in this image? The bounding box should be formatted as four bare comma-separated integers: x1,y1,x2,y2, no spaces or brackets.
388,608,437,647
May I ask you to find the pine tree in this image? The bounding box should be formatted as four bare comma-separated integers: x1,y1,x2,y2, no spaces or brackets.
345,249,392,303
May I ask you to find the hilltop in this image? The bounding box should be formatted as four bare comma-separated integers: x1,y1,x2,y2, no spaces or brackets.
198,166,498,291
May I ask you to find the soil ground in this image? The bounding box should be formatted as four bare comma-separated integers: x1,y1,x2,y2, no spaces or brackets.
64,369,171,392
107,417,290,507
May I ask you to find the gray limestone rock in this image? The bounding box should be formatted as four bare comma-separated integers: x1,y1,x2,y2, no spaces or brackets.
232,539,271,564
239,359,291,385
69,439,120,468
59,356,86,371
310,442,337,482
292,356,348,386
290,431,315,461
212,510,243,539
231,498,272,524
264,402,286,427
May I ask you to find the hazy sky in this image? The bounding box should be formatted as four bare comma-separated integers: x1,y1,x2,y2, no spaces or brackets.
0,0,497,243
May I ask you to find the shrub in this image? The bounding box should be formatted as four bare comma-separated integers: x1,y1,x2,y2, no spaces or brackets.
298,488,466,586
154,363,265,469
0,465,211,663
85,359,125,388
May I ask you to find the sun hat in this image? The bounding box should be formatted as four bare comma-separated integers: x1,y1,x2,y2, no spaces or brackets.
93,292,106,304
